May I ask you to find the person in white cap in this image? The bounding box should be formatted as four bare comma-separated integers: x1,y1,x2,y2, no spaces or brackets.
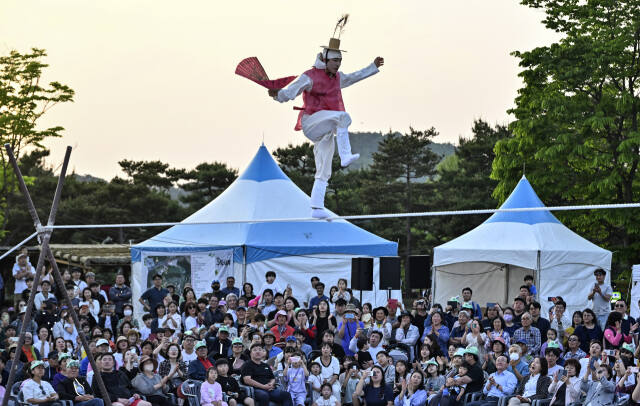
22,360,60,405
269,15,384,218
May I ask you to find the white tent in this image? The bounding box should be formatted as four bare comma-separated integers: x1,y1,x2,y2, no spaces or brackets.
130,145,399,317
433,176,612,316
630,265,640,319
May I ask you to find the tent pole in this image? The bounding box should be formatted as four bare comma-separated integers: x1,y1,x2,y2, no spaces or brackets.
242,245,247,285
504,264,510,305
430,264,435,308
536,251,541,302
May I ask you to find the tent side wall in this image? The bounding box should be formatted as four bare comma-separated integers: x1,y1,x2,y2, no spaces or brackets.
246,255,401,307
132,249,401,318
434,261,611,318
538,263,610,317
434,262,532,309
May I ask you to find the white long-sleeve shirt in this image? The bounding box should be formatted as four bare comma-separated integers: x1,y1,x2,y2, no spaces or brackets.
550,314,572,339
395,325,420,360
276,54,379,104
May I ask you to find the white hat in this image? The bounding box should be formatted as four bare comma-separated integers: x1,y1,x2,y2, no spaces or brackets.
96,338,109,347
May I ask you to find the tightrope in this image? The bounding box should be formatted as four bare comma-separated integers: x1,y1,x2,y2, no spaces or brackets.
37,202,640,229
0,231,38,261
2,202,639,260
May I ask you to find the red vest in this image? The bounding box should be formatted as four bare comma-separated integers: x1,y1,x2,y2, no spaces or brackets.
294,68,345,131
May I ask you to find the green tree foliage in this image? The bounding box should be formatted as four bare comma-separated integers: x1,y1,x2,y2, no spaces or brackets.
179,162,238,210
118,159,184,189
429,120,511,246
273,140,369,216
491,0,640,269
0,48,74,236
2,150,189,246
363,128,441,262
3,153,239,246
273,142,317,195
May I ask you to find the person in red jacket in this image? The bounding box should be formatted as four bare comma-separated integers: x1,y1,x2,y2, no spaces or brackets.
269,18,384,219
271,310,295,347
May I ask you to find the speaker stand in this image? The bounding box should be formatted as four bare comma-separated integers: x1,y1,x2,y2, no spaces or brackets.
387,288,391,301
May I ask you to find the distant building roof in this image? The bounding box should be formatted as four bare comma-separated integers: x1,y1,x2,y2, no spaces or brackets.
49,244,131,268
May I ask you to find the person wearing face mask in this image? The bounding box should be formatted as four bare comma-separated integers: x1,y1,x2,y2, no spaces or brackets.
117,303,139,332
506,345,529,382
502,309,518,337
132,356,174,406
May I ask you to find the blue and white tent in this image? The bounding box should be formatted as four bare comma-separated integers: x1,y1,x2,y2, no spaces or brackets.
433,176,611,315
131,145,398,310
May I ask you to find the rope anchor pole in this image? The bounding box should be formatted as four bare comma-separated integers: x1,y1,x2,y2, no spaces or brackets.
1,144,112,406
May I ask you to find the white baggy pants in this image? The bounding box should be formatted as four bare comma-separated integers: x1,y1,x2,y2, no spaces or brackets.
301,110,352,209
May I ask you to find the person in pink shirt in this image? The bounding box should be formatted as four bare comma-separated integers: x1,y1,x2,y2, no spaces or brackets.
603,312,631,350
201,366,228,406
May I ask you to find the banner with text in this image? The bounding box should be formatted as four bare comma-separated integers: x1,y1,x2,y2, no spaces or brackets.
141,249,234,299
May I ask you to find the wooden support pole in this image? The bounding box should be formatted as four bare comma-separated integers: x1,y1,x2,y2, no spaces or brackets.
1,145,112,406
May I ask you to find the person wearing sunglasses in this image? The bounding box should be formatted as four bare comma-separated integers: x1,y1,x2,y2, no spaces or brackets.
613,300,639,337
562,335,586,361
22,360,61,406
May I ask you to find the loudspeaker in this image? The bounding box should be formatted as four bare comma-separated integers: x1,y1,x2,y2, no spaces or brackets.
379,256,401,290
408,255,431,290
351,257,373,291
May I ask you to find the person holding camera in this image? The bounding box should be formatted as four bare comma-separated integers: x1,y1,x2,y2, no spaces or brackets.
411,299,428,338
337,305,364,356
581,361,615,406
353,366,393,406
462,320,487,360
548,358,581,406
588,268,613,330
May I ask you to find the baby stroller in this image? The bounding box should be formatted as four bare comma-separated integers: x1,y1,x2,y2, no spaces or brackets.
388,342,411,363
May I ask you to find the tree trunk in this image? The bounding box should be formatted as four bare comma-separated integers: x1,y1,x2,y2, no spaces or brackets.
405,168,412,296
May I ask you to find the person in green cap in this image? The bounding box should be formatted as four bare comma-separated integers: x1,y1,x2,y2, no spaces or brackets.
57,358,103,406
51,351,73,389
544,341,563,377
425,358,445,399
188,340,215,381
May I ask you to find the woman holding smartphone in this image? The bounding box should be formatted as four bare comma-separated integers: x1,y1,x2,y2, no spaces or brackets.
354,366,393,406
548,358,582,406
462,320,487,359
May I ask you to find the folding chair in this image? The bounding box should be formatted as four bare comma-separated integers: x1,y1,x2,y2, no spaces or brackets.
181,379,203,406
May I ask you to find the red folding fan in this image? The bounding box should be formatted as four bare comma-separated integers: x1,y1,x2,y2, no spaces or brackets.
235,57,297,90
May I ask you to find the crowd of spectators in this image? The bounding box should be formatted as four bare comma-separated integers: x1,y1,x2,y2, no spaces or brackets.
3,251,640,406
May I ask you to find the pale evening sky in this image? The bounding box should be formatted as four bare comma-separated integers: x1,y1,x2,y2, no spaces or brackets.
1,0,558,179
